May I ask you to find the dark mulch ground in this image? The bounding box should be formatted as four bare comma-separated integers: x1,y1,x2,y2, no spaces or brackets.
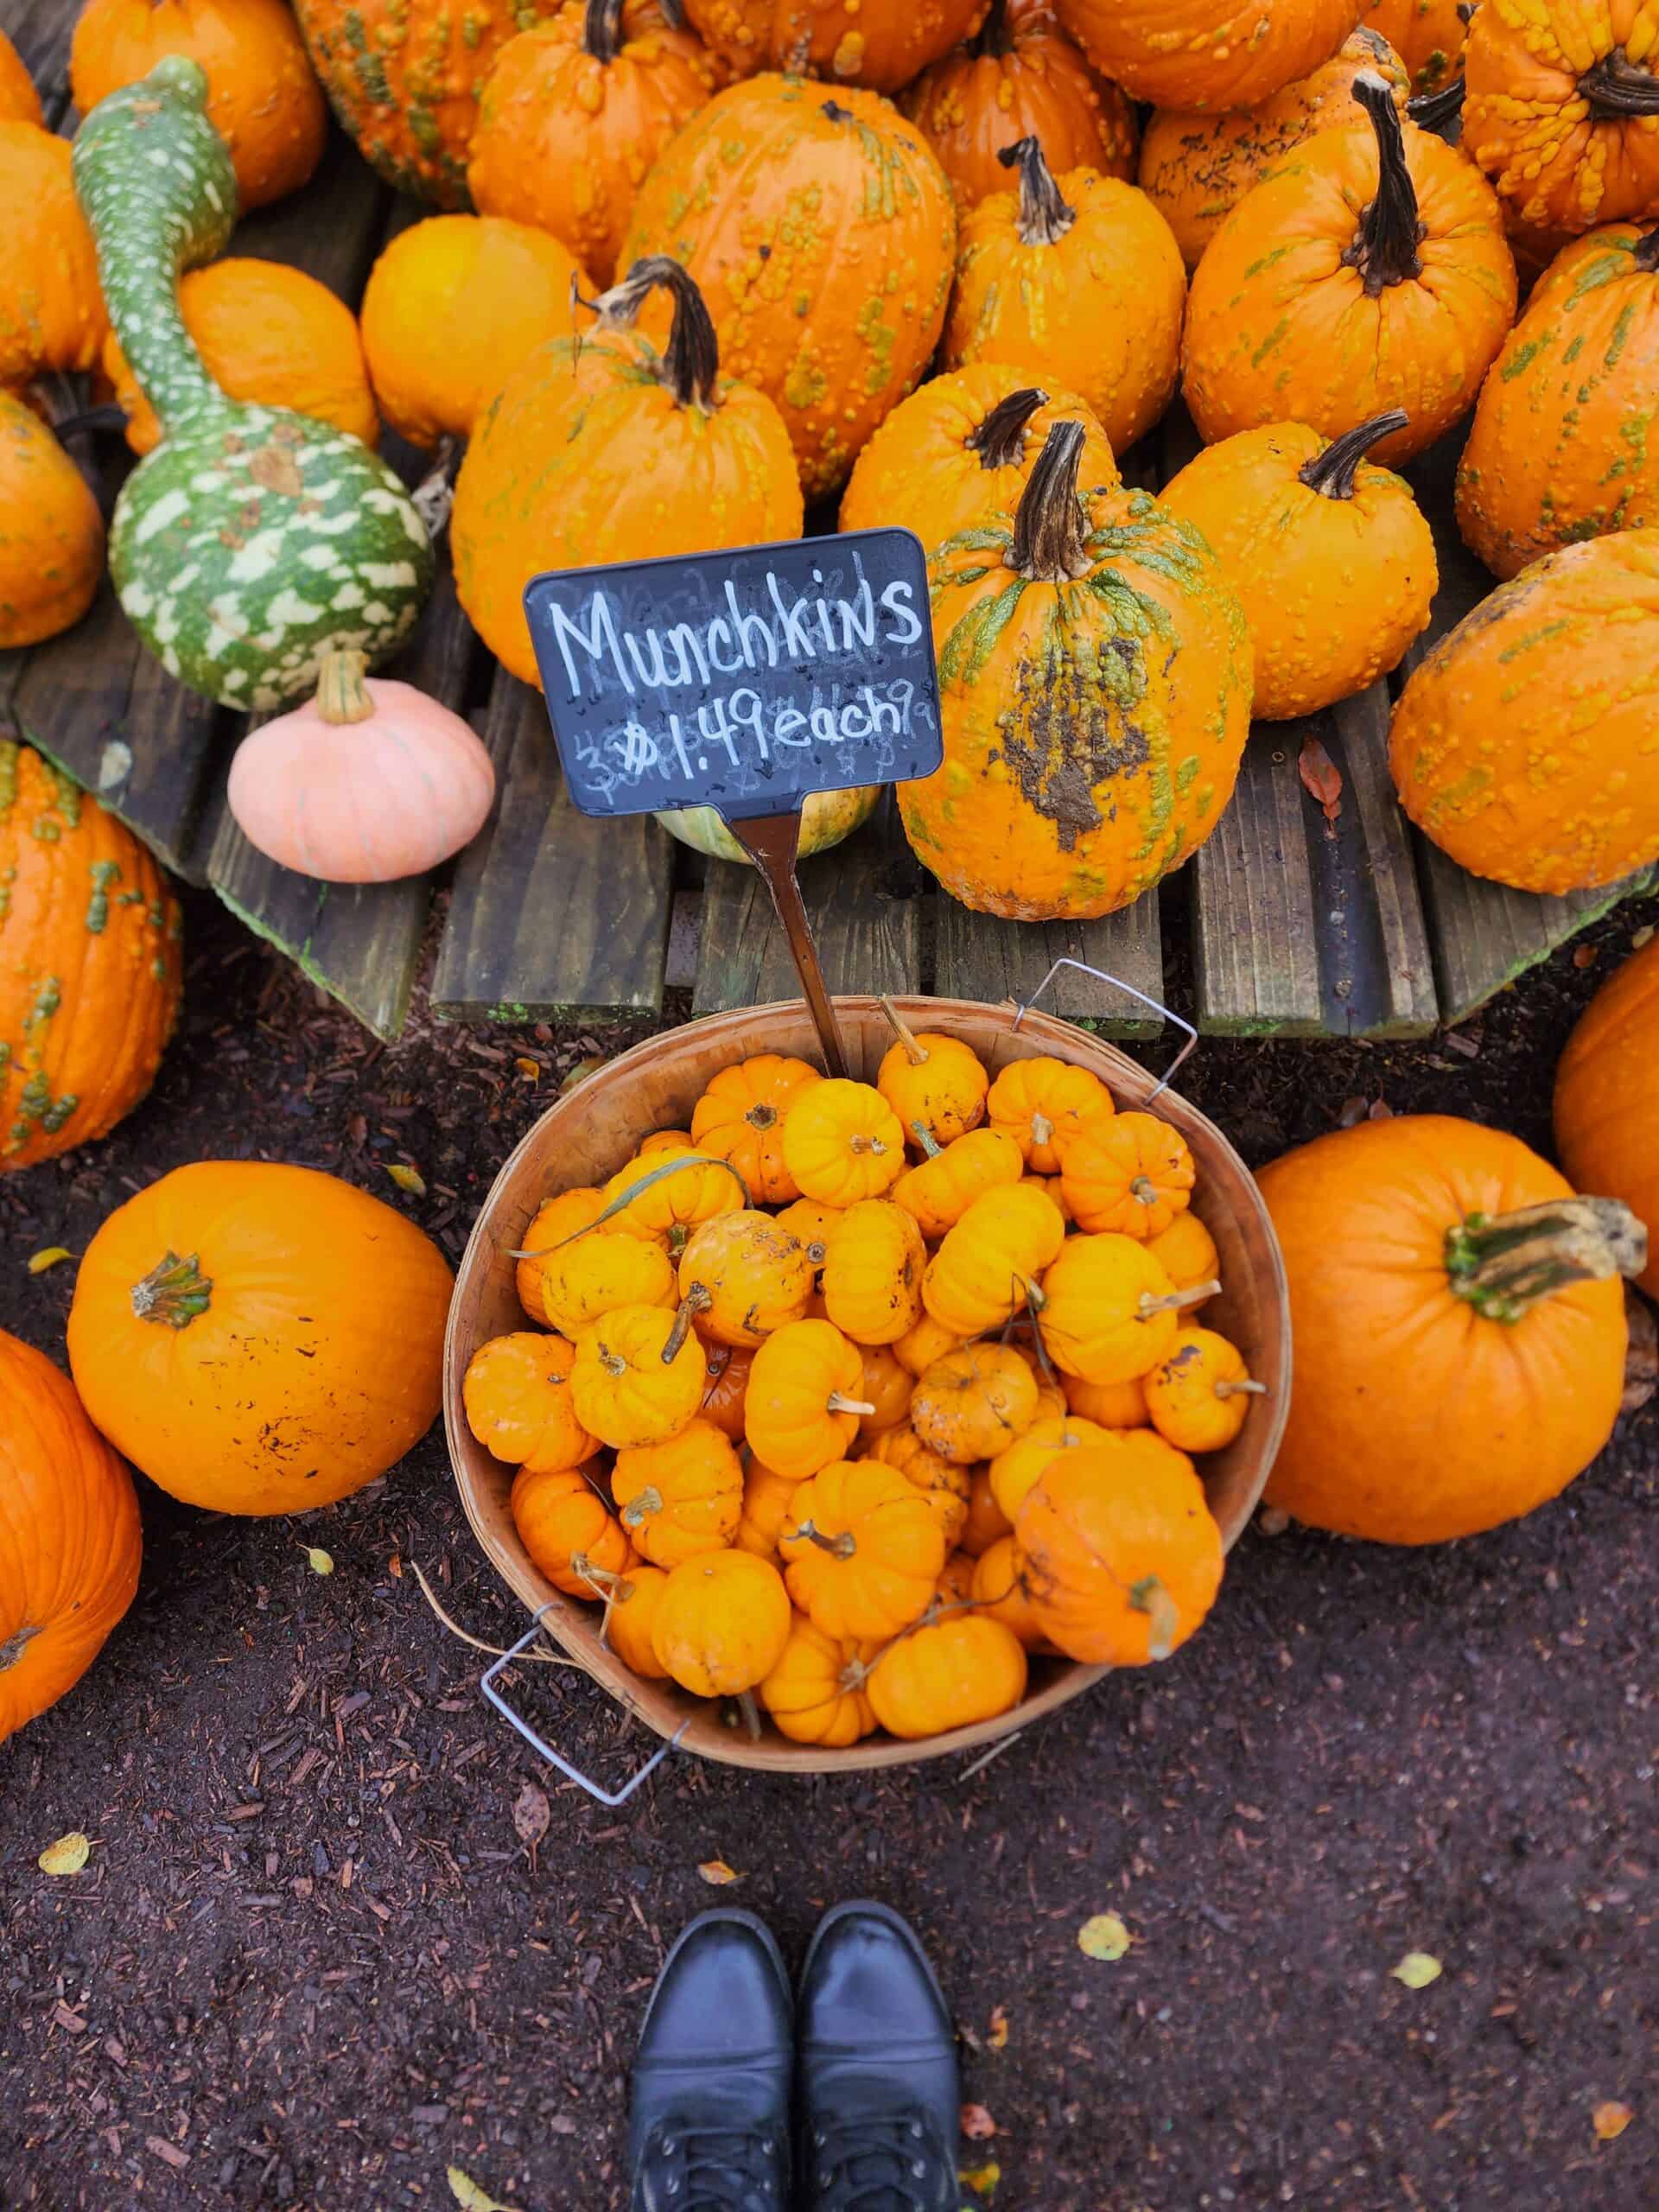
2,888,1655,2212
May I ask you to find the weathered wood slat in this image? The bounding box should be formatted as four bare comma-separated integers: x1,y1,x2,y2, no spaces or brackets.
8,0,76,117
691,791,923,1014
227,125,393,299
933,900,1166,1034
432,669,674,1022
1193,727,1324,1034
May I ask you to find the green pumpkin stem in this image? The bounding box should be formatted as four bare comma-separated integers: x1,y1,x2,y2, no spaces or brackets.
595,256,721,411
583,0,627,63
1007,421,1091,582
315,647,376,725
1444,1198,1647,1323
1300,410,1411,499
909,1120,944,1160
966,386,1050,472
1406,74,1465,137
1000,136,1076,247
131,1249,213,1328
1578,48,1659,117
1345,73,1425,295
620,1487,664,1529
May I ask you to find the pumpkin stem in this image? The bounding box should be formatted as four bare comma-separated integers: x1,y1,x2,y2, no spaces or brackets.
825,1390,876,1416
908,1121,944,1160
1136,1278,1223,1321
790,1516,858,1560
1407,73,1465,137
314,646,375,726
1128,1573,1179,1662
971,0,1013,59
1129,1175,1159,1211
1344,73,1425,295
663,1289,709,1361
582,0,626,63
1634,223,1659,274
1007,421,1091,582
1030,1111,1054,1149
595,256,721,411
130,1249,213,1329
1299,411,1411,499
1579,48,1659,117
1215,1376,1268,1399
965,386,1049,472
1000,136,1076,247
878,995,930,1066
0,1622,43,1673
1443,1198,1647,1323
744,1101,779,1130
733,1688,764,1742
620,1486,664,1529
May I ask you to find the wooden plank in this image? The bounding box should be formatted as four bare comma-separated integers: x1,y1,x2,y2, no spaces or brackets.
8,0,77,118
1193,726,1324,1035
228,125,392,301
431,668,674,1022
933,899,1166,1035
691,791,923,1014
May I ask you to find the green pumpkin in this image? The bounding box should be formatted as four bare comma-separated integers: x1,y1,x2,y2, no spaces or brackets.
73,60,433,711
656,787,881,866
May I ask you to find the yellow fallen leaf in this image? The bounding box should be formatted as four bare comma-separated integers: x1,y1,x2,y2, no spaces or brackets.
305,1548,334,1576
698,1859,741,1886
26,1247,73,1275
385,1163,426,1197
448,2167,522,2212
38,1833,91,1876
560,1056,607,1096
987,2003,1009,2051
515,1057,541,1081
1391,1951,1443,1989
959,2158,1001,2199
1077,1912,1131,1961
1592,2101,1632,2142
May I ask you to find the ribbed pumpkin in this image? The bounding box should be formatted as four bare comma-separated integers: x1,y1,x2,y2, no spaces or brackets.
0,27,42,124
1137,26,1408,270
0,123,107,385
359,215,590,449
838,364,1119,547
104,257,379,457
293,0,564,205
1258,1116,1643,1543
1363,0,1469,92
901,0,1136,213
1056,0,1367,109
452,257,802,686
903,423,1251,919
0,397,105,650
1184,75,1517,466
468,0,718,288
680,0,985,92
0,1331,142,1748
71,0,326,210
0,745,181,1173
1554,932,1659,1299
1455,222,1659,580
620,75,957,499
944,137,1185,458
67,1161,454,1515
1389,529,1659,894
1464,0,1659,242
1159,412,1437,720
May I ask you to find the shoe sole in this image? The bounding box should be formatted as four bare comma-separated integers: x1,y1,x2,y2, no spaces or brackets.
639,1905,794,2045
798,1898,952,2022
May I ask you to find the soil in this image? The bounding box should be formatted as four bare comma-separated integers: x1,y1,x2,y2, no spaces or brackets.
2,887,1655,2212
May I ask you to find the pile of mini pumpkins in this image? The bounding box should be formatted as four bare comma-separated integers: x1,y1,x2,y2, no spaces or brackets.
463,1014,1259,1746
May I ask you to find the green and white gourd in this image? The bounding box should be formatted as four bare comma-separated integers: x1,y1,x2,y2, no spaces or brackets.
73,59,433,711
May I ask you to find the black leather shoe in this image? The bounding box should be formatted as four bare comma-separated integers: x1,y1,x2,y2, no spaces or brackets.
797,1902,960,2212
628,1907,792,2210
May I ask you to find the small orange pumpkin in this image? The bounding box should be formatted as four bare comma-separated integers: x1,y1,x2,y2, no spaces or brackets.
601,1149,747,1247
640,1128,696,1158
969,1535,1056,1650
866,1612,1029,1738
779,1460,946,1640
692,1054,823,1205
593,1560,671,1678
922,1181,1067,1336
1057,0,1367,110
529,1217,678,1338
856,1343,915,1435
0,399,105,651
517,1188,607,1322
569,1300,709,1448
782,1078,907,1207
862,1425,973,1545
758,1615,878,1746
874,1001,990,1148
734,1458,800,1563
911,1344,1040,1465
1144,1213,1220,1305
821,1200,928,1348
1039,1234,1217,1382
986,1055,1114,1174
1056,1110,1196,1238
1062,1370,1149,1427
893,1313,969,1380
1554,931,1659,1300
772,1197,843,1270
1143,1328,1266,1453
612,1418,744,1566
744,1318,872,1480
652,1548,792,1696
512,1465,635,1597
463,1332,599,1471
700,1343,754,1439
959,1466,1014,1557
678,1210,812,1348
893,1127,1027,1241
937,1549,978,1606
986,1411,1109,1521
0,123,107,385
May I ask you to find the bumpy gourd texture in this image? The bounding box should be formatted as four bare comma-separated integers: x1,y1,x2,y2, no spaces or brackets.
0,27,42,123
0,123,107,383
0,744,182,1173
1455,222,1659,579
621,76,957,499
681,0,985,92
293,0,563,206
1554,934,1659,1299
1389,528,1659,894
1362,0,1470,91
0,396,105,650
73,60,433,710
1056,0,1366,107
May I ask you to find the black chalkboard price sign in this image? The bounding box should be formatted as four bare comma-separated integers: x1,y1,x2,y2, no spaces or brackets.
524,529,944,1076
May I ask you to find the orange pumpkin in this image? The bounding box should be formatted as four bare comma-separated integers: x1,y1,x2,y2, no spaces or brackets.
821,1201,928,1347
612,1418,744,1566
892,1127,1026,1240
1039,1233,1216,1382
72,0,326,209
1363,0,1468,92
530,1218,678,1339
779,1459,945,1639
862,1426,972,1544
0,123,106,384
593,1560,671,1678
734,1457,800,1562
856,1342,915,1434
986,1411,1109,1520
782,1078,907,1207
1144,1214,1220,1306
463,1332,599,1471
678,1209,812,1347
866,1612,1028,1738
936,1548,978,1606
922,1180,1066,1336
1554,932,1659,1299
0,29,41,125
874,1001,989,1148
1056,1110,1196,1239
0,1331,142,1747
986,1054,1113,1174
758,1614,879,1745
67,1162,454,1514
570,1299,709,1449
1056,0,1367,109
1063,1370,1150,1428
469,0,718,287
744,1317,874,1480
679,0,985,92
959,1466,1014,1557
969,1534,1055,1649
512,1464,635,1596
700,1342,754,1439
1142,1327,1265,1452
652,1548,794,1695
517,1187,607,1323
1259,1115,1643,1541
640,1128,696,1157
691,1054,823,1205
601,1148,747,1245
893,1311,969,1379
0,398,105,651
910,1344,1039,1464
773,1197,843,1268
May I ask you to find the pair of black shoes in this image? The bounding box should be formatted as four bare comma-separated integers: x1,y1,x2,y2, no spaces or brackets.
628,1901,959,2212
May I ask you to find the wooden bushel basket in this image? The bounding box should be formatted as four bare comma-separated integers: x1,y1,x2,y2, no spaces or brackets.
445,997,1292,1776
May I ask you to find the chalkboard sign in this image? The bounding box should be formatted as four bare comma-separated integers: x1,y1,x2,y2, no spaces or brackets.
523,528,943,823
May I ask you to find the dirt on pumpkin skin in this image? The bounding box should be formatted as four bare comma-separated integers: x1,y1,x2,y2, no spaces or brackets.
1,887,1655,2211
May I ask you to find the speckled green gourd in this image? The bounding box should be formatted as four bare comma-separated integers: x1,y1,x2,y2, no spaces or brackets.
73,59,433,710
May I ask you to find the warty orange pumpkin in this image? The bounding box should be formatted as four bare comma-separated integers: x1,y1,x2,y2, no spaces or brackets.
0,122,106,385
0,27,41,125
1554,931,1659,1299
0,397,105,650
0,745,181,1172
1259,1115,1644,1542
67,1161,453,1513
620,74,957,499
1389,528,1659,894
679,0,986,92
1056,0,1367,109
1183,74,1517,466
1363,0,1470,92
0,1330,142,1748
903,423,1253,920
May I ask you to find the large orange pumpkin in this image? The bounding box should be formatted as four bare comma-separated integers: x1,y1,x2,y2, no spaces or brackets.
1363,0,1469,92
1,745,181,1173
1056,0,1367,109
0,28,42,124
67,1162,454,1514
902,422,1252,918
0,123,107,385
0,1331,142,1749
1259,1115,1643,1543
1389,529,1659,895
1184,73,1517,466
680,0,986,92
71,0,326,210
620,74,957,499
0,395,105,649
1554,932,1659,1300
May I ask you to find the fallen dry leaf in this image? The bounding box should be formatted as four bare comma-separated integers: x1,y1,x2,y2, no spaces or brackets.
1298,735,1343,830
560,1056,607,1096
513,1781,550,1850
515,1057,541,1081
960,2103,997,2140
987,2003,1009,2052
26,1247,73,1275
1077,1912,1131,1962
304,1548,334,1576
448,2166,523,2212
385,1162,426,1197
697,1858,742,1886
1592,2101,1632,2142
1391,1951,1443,1989
1338,1096,1370,1128
1632,925,1654,951
38,1833,91,1876
1368,1097,1395,1121
1620,1288,1656,1417
1572,943,1599,969
958,2158,1001,2199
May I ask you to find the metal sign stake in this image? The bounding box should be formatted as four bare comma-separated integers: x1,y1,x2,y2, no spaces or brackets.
726,807,849,1078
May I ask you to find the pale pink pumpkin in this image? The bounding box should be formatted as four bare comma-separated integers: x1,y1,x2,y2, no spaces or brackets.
227,649,495,882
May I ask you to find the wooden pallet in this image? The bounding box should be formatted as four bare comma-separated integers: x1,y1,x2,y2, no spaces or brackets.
3,20,1649,1041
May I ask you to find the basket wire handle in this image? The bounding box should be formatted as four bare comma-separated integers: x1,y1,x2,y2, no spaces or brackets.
481,1605,687,1808
1010,957,1197,1104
